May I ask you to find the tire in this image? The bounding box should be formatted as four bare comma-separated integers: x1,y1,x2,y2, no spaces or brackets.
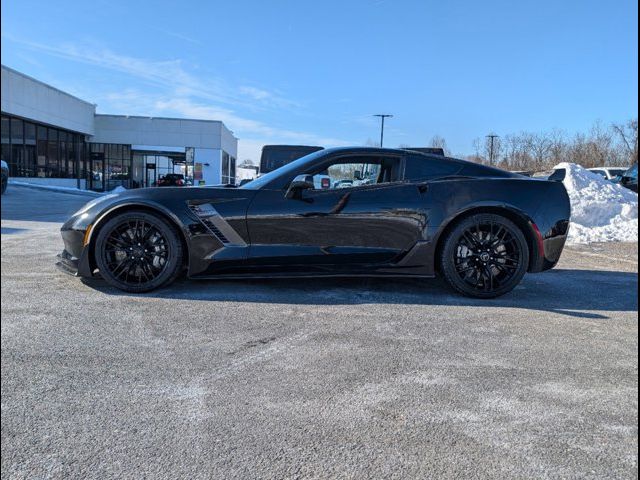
94,210,183,293
440,213,529,298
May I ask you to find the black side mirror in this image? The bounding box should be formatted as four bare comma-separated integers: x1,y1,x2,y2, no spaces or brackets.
285,174,314,199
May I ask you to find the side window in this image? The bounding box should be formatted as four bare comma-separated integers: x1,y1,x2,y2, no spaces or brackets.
310,156,400,190
403,154,461,181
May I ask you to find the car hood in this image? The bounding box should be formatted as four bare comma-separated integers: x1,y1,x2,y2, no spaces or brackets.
67,186,259,228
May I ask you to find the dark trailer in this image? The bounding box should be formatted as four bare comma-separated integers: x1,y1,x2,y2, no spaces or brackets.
260,145,324,174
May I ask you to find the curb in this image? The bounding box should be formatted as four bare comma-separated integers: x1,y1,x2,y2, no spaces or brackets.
8,182,103,197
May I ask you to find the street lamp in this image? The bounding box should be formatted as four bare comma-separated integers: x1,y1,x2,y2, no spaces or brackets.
486,134,499,166
373,114,393,147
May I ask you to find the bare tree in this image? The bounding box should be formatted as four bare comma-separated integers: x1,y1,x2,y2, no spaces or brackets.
612,119,638,165
530,133,552,171
547,129,567,168
429,135,451,156
471,137,484,163
480,120,637,172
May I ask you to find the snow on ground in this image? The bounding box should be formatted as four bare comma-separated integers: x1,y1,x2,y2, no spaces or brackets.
555,162,638,244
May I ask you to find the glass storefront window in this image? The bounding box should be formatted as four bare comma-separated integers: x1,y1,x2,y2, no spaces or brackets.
0,114,202,191
2,114,90,180
36,126,47,177
88,143,133,191
10,119,23,143
24,122,36,176
1,116,10,168
47,128,59,178
0,116,9,144
221,151,236,184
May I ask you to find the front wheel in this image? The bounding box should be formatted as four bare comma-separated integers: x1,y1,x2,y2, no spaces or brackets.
94,211,183,292
440,214,529,298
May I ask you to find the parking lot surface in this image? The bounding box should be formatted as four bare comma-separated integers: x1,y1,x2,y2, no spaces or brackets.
2,185,638,479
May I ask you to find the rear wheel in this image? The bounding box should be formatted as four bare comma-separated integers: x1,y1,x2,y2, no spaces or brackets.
94,211,183,292
440,213,529,298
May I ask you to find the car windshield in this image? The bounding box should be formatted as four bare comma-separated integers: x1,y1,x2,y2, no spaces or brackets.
240,149,329,189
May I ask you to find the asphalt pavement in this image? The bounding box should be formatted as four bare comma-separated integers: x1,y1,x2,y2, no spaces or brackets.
1,185,638,479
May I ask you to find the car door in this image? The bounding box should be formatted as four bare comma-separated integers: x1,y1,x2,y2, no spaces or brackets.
244,153,427,271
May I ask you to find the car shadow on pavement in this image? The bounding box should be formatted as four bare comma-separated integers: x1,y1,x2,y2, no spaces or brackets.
83,268,638,319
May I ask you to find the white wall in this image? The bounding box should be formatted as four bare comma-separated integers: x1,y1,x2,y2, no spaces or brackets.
1,66,95,135
220,123,238,159
93,115,233,150
194,148,222,185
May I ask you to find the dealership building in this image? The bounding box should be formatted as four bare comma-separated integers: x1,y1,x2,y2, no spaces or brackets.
1,65,238,191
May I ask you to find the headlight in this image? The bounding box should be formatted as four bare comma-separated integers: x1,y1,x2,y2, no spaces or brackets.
73,193,119,217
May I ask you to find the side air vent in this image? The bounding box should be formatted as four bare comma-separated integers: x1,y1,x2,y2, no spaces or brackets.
188,204,231,244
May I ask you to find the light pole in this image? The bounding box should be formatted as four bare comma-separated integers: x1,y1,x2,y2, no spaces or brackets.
374,114,393,147
486,134,499,166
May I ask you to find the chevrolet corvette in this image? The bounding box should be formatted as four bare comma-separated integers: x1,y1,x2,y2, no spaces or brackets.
57,147,570,298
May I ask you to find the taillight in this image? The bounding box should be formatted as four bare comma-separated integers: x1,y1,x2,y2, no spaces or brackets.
321,178,330,189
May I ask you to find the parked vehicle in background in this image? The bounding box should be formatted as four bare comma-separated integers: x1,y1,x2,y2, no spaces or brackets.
588,167,628,181
533,168,566,182
618,164,638,193
157,173,185,187
1,160,8,194
259,145,324,175
313,174,332,189
333,179,354,188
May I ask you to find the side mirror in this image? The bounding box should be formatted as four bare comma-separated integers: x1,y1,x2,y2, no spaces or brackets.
285,174,314,199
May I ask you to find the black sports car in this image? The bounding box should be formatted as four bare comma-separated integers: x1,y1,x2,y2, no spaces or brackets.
57,147,571,298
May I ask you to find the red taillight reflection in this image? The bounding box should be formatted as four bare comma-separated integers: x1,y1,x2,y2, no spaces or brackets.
531,222,545,258
321,178,330,189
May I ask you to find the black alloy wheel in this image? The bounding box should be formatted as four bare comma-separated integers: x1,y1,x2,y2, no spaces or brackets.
95,211,183,292
440,213,529,298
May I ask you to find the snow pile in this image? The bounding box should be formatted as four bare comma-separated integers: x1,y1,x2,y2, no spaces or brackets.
555,162,638,244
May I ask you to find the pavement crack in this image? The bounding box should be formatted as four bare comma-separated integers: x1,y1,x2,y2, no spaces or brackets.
227,336,278,355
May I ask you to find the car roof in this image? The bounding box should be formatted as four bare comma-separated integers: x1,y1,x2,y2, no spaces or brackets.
321,146,519,178
321,146,410,156
262,145,323,151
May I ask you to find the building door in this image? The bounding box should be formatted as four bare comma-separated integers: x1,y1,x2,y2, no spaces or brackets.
146,162,156,187
89,152,105,191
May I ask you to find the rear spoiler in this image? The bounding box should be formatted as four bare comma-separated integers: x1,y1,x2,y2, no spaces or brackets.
401,147,445,156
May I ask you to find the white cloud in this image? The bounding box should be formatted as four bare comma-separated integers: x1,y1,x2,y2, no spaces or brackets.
3,34,293,110
103,91,352,161
4,34,354,161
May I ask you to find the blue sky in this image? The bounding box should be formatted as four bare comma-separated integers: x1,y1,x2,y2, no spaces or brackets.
1,0,638,162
